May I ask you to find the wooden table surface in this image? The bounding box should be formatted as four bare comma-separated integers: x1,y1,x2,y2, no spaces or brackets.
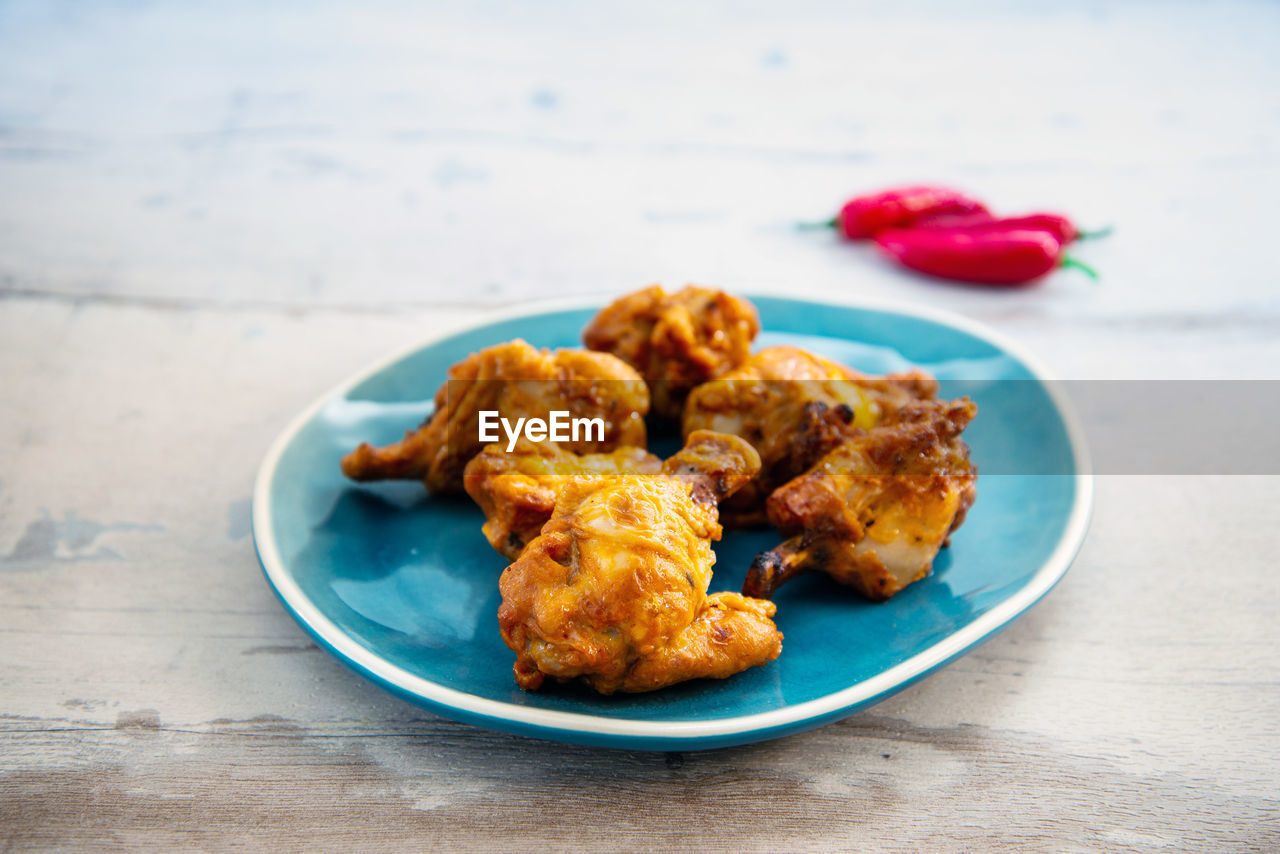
2,2,1278,851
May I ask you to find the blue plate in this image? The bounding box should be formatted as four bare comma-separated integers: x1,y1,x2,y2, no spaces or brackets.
253,294,1091,750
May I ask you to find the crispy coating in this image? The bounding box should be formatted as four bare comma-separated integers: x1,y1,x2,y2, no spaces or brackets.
464,440,662,560
497,431,782,694
744,398,977,602
583,285,761,419
341,339,649,494
682,346,938,526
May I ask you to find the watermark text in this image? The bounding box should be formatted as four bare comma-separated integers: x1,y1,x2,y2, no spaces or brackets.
478,410,606,452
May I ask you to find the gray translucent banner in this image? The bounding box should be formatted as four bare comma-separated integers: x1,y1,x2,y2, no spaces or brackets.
1055,380,1280,475
438,379,1280,475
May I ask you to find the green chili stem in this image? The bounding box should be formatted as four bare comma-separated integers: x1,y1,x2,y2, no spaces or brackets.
796,217,838,231
1075,225,1114,241
1061,256,1099,281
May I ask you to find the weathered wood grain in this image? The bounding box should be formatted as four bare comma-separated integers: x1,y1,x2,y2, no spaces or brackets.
1,301,1277,851
2,709,1276,853
2,1,1279,850
1,2,1279,327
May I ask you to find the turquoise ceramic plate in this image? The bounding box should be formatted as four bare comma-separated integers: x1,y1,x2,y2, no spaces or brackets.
253,294,1091,751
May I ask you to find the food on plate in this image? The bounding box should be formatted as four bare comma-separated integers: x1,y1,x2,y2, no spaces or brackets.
497,430,783,694
744,397,977,602
464,440,662,560
332,289,982,699
341,339,649,494
682,345,938,526
583,284,760,419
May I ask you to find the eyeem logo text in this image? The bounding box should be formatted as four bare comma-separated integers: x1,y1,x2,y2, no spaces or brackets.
478,411,606,452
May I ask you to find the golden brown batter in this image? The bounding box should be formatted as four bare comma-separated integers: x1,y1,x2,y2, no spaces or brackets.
745,398,977,602
497,431,783,694
683,346,938,526
583,285,760,419
341,339,649,494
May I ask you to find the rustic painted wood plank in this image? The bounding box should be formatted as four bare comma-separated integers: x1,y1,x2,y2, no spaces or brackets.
0,2,1278,326
1,300,1277,851
2,709,1275,852
2,1,1279,849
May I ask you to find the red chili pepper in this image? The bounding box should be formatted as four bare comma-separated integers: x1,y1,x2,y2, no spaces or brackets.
874,227,1097,286
801,185,989,239
914,212,1112,245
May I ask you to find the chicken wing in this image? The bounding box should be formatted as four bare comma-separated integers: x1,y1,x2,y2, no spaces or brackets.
583,285,760,419
744,398,978,602
464,439,662,560
497,430,782,694
682,346,938,526
341,339,649,494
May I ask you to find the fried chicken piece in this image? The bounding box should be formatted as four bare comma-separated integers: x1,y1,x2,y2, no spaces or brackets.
464,440,662,560
341,339,649,494
498,430,782,694
583,285,760,419
682,346,938,526
744,398,978,602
